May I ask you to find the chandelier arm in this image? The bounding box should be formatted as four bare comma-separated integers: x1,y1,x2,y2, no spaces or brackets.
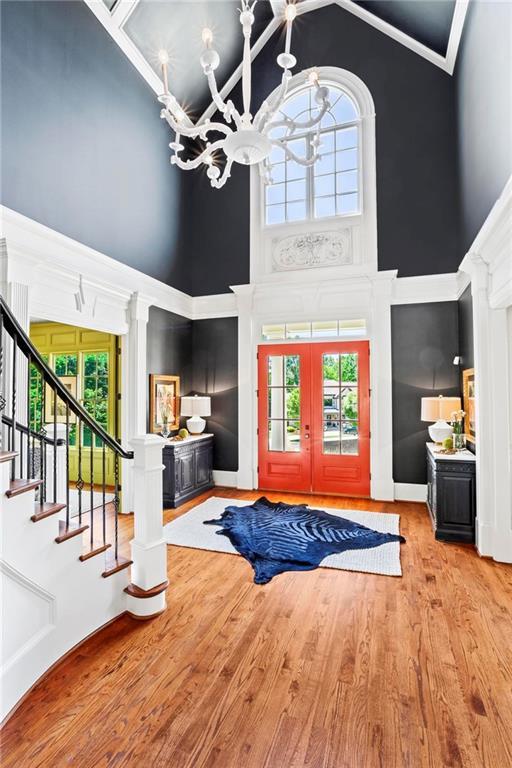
240,1,255,120
209,157,234,189
255,71,291,132
271,140,320,167
264,99,330,136
171,140,226,170
163,110,234,139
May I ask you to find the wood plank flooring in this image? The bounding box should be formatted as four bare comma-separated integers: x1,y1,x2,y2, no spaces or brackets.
2,489,512,768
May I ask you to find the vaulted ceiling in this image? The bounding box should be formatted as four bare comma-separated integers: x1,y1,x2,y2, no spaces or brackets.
87,0,467,118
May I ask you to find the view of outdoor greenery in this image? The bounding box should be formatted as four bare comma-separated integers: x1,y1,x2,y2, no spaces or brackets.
29,351,109,448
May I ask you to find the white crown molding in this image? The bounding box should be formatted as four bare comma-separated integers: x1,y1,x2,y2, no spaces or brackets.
0,206,193,322
391,273,460,305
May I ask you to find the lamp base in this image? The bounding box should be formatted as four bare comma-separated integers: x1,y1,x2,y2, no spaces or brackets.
428,420,453,444
186,415,206,435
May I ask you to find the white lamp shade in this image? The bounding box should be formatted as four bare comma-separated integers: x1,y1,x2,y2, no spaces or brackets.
421,395,461,422
181,395,211,418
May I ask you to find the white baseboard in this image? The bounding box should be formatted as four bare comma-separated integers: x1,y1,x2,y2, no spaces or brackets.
394,483,427,502
213,470,238,488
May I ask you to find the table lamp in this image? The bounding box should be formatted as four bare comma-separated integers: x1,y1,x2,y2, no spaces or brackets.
421,395,462,443
181,395,211,434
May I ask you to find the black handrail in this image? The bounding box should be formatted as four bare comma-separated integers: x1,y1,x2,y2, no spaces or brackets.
1,414,65,446
0,296,133,460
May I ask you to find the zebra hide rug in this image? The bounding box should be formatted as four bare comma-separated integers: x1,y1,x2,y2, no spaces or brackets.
203,497,405,584
164,496,405,581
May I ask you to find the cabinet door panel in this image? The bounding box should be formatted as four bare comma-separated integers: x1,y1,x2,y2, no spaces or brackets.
196,445,212,486
439,474,474,526
179,451,196,493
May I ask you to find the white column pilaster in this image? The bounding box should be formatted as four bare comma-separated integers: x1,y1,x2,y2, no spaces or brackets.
231,284,255,489
370,272,396,500
121,293,150,513
461,252,512,562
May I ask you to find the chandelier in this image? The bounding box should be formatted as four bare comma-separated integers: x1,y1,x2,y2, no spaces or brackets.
157,1,330,189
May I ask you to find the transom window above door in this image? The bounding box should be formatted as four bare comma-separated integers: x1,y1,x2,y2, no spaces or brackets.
264,83,361,226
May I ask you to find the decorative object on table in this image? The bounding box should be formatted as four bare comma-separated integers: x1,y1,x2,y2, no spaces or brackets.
202,497,405,584
463,368,476,446
156,2,331,189
44,376,77,423
162,435,213,507
165,496,405,577
420,395,462,444
181,395,211,435
149,374,180,434
426,443,476,542
451,409,466,451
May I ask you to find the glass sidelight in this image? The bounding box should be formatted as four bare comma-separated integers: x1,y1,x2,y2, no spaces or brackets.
322,352,359,455
267,354,301,452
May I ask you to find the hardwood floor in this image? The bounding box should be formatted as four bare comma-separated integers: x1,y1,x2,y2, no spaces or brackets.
2,489,512,768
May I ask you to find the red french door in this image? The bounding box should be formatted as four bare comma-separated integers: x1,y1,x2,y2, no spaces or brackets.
258,344,312,492
258,341,370,497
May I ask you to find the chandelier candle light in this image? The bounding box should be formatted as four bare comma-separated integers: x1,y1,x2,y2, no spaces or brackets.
157,1,330,189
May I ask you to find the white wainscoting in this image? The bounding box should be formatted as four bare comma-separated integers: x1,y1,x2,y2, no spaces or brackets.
394,483,428,503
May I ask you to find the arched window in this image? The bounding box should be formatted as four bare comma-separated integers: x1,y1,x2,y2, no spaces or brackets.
265,83,361,226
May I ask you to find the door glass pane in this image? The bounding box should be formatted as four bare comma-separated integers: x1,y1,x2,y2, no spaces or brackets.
268,420,284,452
285,387,300,420
323,422,341,454
285,421,301,452
82,352,110,448
342,421,359,454
268,356,284,387
268,387,284,419
341,388,358,420
285,355,300,385
323,388,339,423
312,320,338,338
286,323,311,340
341,353,358,383
323,354,340,383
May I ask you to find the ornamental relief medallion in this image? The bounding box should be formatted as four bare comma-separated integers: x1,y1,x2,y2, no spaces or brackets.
271,230,352,272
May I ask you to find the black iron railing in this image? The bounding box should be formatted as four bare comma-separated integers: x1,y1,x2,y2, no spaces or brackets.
0,295,133,560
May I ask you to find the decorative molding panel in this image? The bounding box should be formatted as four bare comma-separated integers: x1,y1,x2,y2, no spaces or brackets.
271,230,352,272
0,560,56,674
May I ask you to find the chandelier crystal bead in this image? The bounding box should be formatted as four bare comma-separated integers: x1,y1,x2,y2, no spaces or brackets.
157,1,330,189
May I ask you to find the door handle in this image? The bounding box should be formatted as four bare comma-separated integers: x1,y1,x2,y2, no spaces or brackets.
304,434,310,439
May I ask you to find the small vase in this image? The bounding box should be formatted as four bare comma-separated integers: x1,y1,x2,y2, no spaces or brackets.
161,420,170,439
453,433,466,451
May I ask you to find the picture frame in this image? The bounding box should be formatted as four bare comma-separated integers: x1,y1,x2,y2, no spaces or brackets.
44,376,78,423
462,368,476,446
149,374,180,434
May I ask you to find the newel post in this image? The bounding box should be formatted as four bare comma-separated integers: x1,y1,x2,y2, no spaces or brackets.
125,434,168,620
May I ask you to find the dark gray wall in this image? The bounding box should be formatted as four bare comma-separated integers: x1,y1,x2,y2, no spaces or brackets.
176,3,461,295
146,308,193,432
455,0,512,252
391,302,460,484
146,310,238,472
0,1,186,290
192,318,239,472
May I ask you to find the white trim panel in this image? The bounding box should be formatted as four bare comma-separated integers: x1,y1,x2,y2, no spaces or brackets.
394,483,427,503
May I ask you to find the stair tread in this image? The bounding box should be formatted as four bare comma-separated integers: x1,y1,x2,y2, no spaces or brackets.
102,553,132,578
0,451,18,464
31,501,66,522
79,543,111,562
55,519,89,543
6,478,43,498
